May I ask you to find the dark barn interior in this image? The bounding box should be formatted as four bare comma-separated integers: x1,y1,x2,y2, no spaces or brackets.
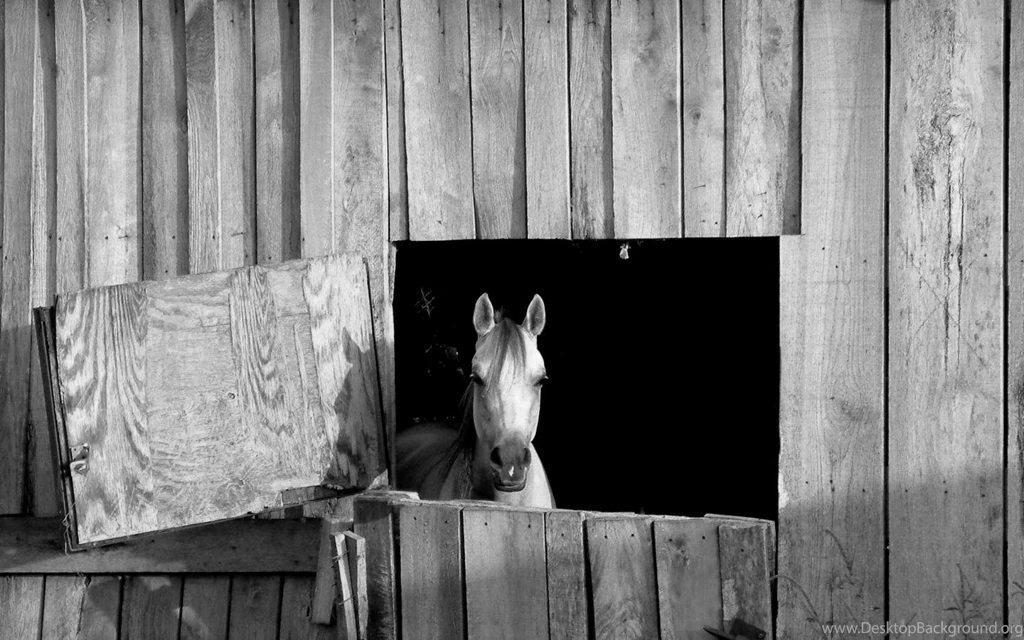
394,239,779,521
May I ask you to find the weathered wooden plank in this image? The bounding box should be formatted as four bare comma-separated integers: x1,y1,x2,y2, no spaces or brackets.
889,0,1004,630
718,523,772,638
587,516,658,640
384,0,407,241
255,0,300,265
568,0,611,239
312,516,349,625
186,0,219,272
723,0,799,236
470,0,525,239
229,576,282,640
0,576,43,639
279,576,335,640
402,0,475,240
524,0,569,238
142,0,189,280
298,0,333,258
653,518,721,640
354,493,399,640
57,282,153,544
0,517,320,573
463,506,547,640
121,576,183,639
42,575,123,640
84,0,142,283
396,501,464,640
346,530,369,639
546,510,588,640
180,576,230,640
777,0,886,635
333,532,359,640
681,0,725,237
1011,0,1024,630
304,255,385,487
56,0,85,293
611,0,680,238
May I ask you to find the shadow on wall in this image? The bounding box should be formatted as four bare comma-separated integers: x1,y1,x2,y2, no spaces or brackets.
393,239,780,520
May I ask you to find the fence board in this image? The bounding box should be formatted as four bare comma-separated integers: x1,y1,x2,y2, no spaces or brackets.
470,0,526,239
587,517,658,640
402,0,474,240
298,0,332,258
654,519,721,640
463,506,548,640
397,501,464,640
354,494,399,640
229,576,282,640
568,0,611,239
279,576,335,640
889,0,1004,629
142,0,189,280
121,576,183,640
0,576,43,639
681,0,725,237
180,576,230,640
1011,0,1024,630
56,0,84,294
777,0,886,636
384,0,407,241
42,575,122,640
524,0,569,239
545,510,588,640
611,0,680,238
255,0,300,265
718,523,772,638
723,0,798,236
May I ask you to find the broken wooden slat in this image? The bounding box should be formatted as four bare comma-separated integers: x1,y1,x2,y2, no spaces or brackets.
0,577,44,639
397,501,464,640
229,576,282,640
545,510,588,640
120,576,184,639
586,516,658,640
718,523,772,639
333,532,359,640
346,530,369,640
312,516,351,625
279,576,335,640
723,0,799,236
568,0,612,240
888,0,1004,628
611,0,681,238
353,493,400,640
402,0,474,240
681,0,725,237
654,518,721,640
463,506,548,640
179,577,230,639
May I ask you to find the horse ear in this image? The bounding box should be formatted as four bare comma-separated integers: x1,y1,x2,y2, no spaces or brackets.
473,293,496,336
523,294,546,336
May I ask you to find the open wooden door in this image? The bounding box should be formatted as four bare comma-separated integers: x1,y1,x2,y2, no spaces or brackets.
35,254,387,548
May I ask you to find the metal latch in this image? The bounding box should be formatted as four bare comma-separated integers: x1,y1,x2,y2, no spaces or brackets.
69,444,90,475
704,619,767,640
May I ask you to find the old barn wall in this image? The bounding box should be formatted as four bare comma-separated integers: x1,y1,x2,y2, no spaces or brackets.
0,0,1019,637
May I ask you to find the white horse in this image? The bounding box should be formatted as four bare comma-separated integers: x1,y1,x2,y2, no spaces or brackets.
396,293,554,508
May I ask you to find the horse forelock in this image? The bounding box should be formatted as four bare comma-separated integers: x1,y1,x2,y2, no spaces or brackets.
480,317,527,379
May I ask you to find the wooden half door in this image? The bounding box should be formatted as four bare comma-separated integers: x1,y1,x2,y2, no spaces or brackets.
44,253,386,547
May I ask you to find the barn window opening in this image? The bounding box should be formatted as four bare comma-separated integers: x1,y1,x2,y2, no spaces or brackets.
393,239,779,521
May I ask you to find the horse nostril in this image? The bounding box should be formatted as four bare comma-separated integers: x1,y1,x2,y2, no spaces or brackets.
490,447,502,468
522,448,531,466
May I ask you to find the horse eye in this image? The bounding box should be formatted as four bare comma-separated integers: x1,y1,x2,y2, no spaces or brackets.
470,373,484,386
535,376,548,388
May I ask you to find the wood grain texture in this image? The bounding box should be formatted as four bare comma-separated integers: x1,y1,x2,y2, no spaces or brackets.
57,282,154,543
470,0,526,239
524,0,569,238
0,576,43,639
718,523,772,638
723,0,799,236
142,0,189,280
56,0,85,294
889,0,1004,629
611,0,681,238
777,0,886,636
333,532,359,640
186,0,219,272
545,510,588,640
346,530,369,639
312,516,348,624
353,494,398,640
384,0,408,241
0,516,320,573
654,518,721,640
121,576,183,640
402,0,475,240
298,0,333,258
463,506,548,640
180,576,230,640
229,576,282,640
41,575,122,640
1011,0,1024,629
568,0,612,239
397,501,464,640
586,516,658,640
681,0,725,237
279,576,335,640
255,0,300,265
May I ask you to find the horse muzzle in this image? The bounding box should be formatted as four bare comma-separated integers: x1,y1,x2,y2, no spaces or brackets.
493,474,528,492
490,444,531,492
